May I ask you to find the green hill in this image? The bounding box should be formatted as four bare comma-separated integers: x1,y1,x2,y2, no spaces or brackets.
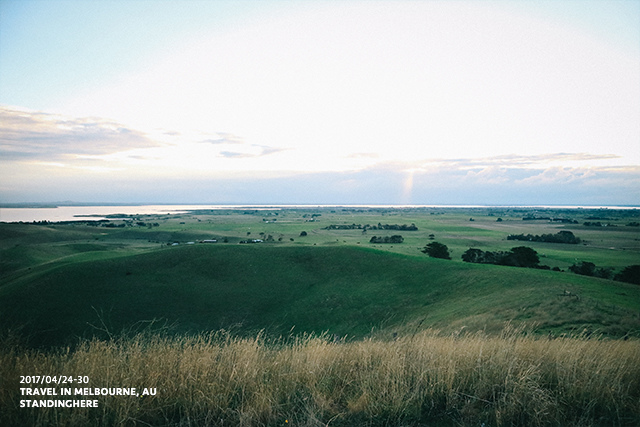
2,243,639,347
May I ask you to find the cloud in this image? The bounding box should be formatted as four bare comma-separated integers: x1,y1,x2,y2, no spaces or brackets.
1,154,638,205
219,151,248,159
346,152,380,159
353,152,630,182
462,166,511,185
412,153,623,171
0,106,161,163
0,103,637,206
219,145,286,159
518,167,586,185
259,146,286,156
200,132,245,145
364,163,640,205
199,132,287,159
330,158,640,205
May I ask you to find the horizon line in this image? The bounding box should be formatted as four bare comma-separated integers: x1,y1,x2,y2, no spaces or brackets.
1,202,639,210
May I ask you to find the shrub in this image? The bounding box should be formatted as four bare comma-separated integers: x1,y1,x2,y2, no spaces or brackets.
570,261,596,276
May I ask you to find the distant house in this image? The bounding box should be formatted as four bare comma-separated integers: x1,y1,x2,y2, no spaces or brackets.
201,239,217,243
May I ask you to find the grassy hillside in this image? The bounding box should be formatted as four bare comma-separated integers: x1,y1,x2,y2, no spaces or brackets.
2,243,639,347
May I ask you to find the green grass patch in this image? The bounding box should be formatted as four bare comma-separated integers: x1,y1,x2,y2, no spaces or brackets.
2,244,639,348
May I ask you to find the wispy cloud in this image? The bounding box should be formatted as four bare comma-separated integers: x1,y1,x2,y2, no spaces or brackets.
405,153,623,171
0,106,161,163
219,151,248,158
259,146,287,156
200,132,245,145
219,145,286,159
199,132,286,158
0,104,637,205
331,163,640,205
456,153,620,168
346,152,380,159
324,152,620,183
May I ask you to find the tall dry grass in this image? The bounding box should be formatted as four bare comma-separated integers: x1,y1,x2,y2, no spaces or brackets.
2,328,639,426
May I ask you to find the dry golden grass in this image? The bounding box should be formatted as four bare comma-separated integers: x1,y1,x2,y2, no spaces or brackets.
2,327,639,426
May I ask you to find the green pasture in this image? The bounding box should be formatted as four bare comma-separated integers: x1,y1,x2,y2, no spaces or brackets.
1,207,638,347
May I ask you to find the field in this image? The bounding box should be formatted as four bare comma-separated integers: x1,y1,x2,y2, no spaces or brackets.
1,206,639,426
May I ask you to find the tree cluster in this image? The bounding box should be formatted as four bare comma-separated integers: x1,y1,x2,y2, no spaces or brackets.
584,222,601,227
569,262,640,285
369,235,404,244
462,246,541,268
323,223,418,231
507,230,581,244
102,222,127,228
569,261,612,279
84,220,159,228
615,265,640,285
522,216,578,224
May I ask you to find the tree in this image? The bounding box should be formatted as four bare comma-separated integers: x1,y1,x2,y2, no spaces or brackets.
500,246,539,268
555,230,581,244
422,242,451,259
614,265,640,285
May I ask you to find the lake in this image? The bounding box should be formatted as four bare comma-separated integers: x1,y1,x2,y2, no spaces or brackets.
0,205,225,223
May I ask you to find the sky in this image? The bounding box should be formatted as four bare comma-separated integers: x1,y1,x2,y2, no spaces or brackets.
1,0,639,205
